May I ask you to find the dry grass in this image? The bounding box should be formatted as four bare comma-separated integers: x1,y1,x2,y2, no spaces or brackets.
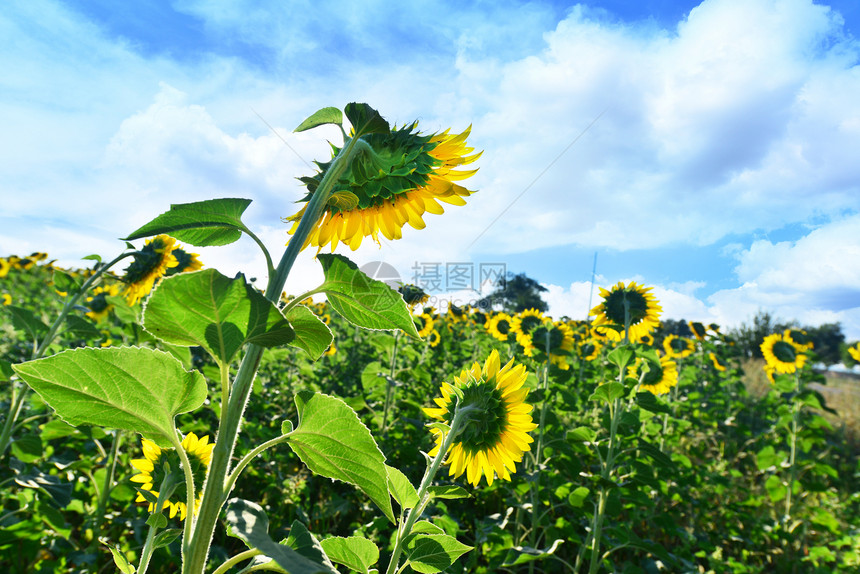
741,358,860,448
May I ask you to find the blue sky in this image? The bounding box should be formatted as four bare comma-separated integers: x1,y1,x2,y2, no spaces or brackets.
2,0,859,340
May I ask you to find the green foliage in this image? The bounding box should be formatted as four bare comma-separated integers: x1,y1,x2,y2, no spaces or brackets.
124,198,253,247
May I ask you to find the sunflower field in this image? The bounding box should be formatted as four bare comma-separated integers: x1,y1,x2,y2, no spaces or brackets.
1,104,859,574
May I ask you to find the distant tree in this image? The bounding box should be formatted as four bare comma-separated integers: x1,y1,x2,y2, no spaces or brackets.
730,310,777,359
478,272,548,314
803,323,844,366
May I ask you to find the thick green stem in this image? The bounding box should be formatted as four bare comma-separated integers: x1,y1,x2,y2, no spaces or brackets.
182,131,365,574
385,408,469,574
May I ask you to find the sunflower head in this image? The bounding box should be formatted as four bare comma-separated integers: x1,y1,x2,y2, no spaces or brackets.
414,312,436,338
427,328,442,348
123,235,179,305
629,354,678,396
581,338,602,361
689,321,708,341
663,335,694,359
784,328,813,351
423,350,537,487
398,283,430,308
761,333,807,375
486,312,514,342
130,432,213,521
529,321,575,370
85,284,121,322
590,281,662,343
286,109,480,253
0,258,10,278
1,293,11,306
848,343,860,364
708,352,728,372
166,247,203,276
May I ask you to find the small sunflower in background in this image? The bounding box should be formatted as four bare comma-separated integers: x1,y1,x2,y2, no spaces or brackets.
689,321,708,341
286,117,481,252
529,320,575,370
427,329,442,348
629,354,678,396
414,312,435,338
761,333,807,375
398,283,430,309
324,343,337,357
848,342,860,363
580,338,602,361
0,258,10,278
85,284,120,322
122,235,179,305
423,350,537,487
130,432,214,521
590,281,661,343
708,352,728,372
486,312,514,342
511,309,545,356
639,333,654,346
663,335,694,359
1,293,11,306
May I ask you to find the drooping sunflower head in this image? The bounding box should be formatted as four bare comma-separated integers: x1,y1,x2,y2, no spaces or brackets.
663,335,694,359
486,312,514,342
761,333,807,375
398,283,430,308
122,235,179,305
590,281,662,343
85,284,121,322
708,352,728,372
689,321,708,341
130,432,214,521
165,247,203,276
286,120,480,253
423,350,537,487
629,354,679,396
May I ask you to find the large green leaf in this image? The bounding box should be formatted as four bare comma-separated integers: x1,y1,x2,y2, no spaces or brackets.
225,499,335,574
285,305,333,360
143,269,294,365
124,198,252,247
386,465,419,510
287,392,394,523
12,347,206,447
320,536,379,574
317,254,419,337
404,533,472,574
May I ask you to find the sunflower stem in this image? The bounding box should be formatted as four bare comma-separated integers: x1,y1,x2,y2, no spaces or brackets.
528,328,552,573
182,131,366,574
381,330,402,432
93,430,123,539
385,406,469,574
784,372,801,524
211,548,264,574
224,434,291,495
171,432,198,550
138,472,179,574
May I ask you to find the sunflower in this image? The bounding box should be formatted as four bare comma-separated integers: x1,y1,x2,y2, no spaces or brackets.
529,320,575,370
286,122,480,252
423,350,537,487
130,432,213,521
122,235,179,305
511,309,546,357
783,328,814,352
629,354,678,396
689,321,708,341
85,284,121,322
1,293,10,306
486,312,514,342
414,312,435,338
165,247,203,276
580,338,602,361
399,284,430,309
324,343,337,356
663,335,694,359
849,343,860,363
0,258,10,278
708,352,727,372
427,329,441,348
589,281,662,343
761,333,806,375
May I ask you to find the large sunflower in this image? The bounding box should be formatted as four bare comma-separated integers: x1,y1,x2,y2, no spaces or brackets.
629,354,678,396
287,123,480,252
130,432,213,521
122,235,179,305
423,350,537,487
590,281,662,343
761,333,806,375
